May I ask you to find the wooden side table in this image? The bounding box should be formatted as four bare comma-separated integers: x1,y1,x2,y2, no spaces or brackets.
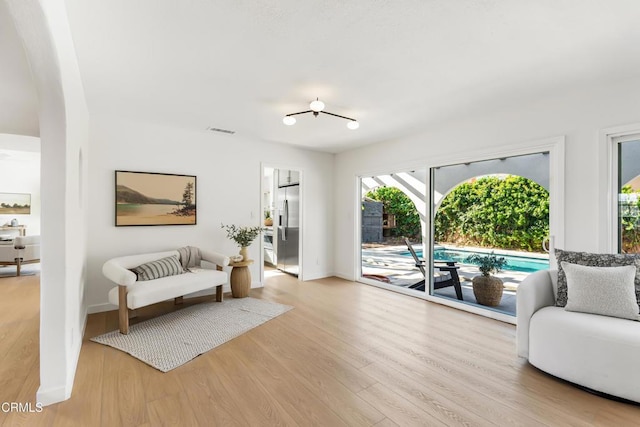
229,259,254,298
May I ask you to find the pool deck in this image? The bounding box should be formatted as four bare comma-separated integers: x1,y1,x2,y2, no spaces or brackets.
361,244,547,316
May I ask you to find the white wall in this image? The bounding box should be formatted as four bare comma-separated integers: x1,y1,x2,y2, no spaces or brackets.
334,75,640,280
0,134,40,235
86,115,334,312
7,0,89,405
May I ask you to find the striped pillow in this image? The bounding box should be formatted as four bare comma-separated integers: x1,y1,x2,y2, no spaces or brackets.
130,255,184,281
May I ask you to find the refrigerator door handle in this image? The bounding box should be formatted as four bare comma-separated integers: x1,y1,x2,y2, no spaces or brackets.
283,199,288,241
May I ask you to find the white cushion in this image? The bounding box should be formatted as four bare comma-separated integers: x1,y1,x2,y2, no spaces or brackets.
562,262,639,321
529,306,640,403
108,268,227,309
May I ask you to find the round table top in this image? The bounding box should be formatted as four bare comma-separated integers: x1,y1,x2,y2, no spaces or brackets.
229,259,254,267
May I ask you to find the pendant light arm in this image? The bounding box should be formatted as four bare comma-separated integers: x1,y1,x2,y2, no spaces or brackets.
319,110,356,122
285,110,312,117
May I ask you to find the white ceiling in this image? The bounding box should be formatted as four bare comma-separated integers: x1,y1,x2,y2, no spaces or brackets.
5,1,640,152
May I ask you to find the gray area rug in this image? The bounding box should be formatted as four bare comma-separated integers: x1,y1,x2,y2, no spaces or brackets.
91,297,292,372
0,263,40,278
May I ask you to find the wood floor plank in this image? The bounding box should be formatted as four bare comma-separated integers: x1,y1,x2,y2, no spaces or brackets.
374,418,401,427
205,351,299,426
1,359,49,427
265,301,374,369
146,391,200,426
255,316,378,393
52,333,105,426
2,270,640,426
361,361,498,427
99,349,149,427
250,318,385,426
225,334,351,426
365,334,591,426
358,383,447,427
177,366,250,426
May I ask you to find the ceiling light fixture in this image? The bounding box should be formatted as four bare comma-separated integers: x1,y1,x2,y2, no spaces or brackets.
283,98,359,130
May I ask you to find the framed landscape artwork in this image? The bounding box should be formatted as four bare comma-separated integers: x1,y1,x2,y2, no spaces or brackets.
115,171,196,226
0,193,31,214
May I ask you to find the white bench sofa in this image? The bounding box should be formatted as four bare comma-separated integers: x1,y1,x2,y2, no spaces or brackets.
517,269,640,403
103,249,229,334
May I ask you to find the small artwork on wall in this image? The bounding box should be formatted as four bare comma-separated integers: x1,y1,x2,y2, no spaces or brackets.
115,171,196,226
0,193,31,215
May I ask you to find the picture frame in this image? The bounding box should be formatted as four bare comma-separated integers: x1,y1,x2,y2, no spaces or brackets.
115,171,196,226
0,193,31,215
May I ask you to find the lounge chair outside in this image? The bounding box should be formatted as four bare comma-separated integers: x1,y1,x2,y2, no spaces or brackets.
404,238,464,300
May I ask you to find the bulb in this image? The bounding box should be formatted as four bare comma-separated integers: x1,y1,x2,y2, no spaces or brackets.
347,120,359,130
283,116,296,126
310,99,325,112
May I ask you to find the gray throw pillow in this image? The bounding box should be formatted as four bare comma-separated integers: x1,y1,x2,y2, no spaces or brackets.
555,249,640,307
130,255,184,281
562,262,640,321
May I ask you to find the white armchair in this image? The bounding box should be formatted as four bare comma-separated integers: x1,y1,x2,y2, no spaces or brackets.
0,235,40,276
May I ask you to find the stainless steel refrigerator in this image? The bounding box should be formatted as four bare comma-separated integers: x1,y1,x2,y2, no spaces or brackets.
276,182,299,276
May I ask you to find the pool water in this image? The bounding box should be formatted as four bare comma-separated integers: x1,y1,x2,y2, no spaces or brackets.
406,248,549,273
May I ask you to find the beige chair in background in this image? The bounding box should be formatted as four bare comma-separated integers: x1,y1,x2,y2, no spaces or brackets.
0,235,40,276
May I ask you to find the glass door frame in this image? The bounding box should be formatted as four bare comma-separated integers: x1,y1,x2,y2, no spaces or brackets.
356,171,431,299
355,136,565,324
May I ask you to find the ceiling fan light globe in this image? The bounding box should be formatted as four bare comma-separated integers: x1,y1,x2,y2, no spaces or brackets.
283,116,296,126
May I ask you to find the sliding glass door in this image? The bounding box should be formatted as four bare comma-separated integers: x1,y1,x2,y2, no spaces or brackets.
429,152,551,317
359,170,427,294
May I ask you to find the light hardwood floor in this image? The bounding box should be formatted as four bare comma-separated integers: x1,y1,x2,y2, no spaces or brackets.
1,269,640,426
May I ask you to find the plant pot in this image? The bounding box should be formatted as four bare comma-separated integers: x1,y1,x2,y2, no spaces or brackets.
472,275,504,306
264,218,273,226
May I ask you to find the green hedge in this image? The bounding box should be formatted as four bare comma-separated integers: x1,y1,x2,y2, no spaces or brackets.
365,187,421,238
620,185,640,253
434,176,549,251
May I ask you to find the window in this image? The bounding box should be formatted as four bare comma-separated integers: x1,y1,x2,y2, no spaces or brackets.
616,137,640,253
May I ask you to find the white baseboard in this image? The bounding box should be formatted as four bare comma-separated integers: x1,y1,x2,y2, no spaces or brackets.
87,302,117,314
300,271,334,281
333,272,355,281
37,384,70,407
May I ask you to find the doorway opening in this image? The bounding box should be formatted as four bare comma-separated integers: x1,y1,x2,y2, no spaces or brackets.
261,166,302,283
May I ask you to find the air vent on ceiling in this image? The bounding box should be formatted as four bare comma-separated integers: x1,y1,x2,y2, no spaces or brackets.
206,126,235,135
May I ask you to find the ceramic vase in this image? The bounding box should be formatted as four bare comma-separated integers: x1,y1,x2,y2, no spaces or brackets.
239,246,249,261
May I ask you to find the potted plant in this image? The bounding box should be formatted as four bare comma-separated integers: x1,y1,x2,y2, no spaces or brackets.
264,210,273,226
465,252,507,306
221,224,265,261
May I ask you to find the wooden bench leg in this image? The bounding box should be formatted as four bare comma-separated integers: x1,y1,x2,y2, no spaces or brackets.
216,284,223,302
174,296,184,305
118,285,129,334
